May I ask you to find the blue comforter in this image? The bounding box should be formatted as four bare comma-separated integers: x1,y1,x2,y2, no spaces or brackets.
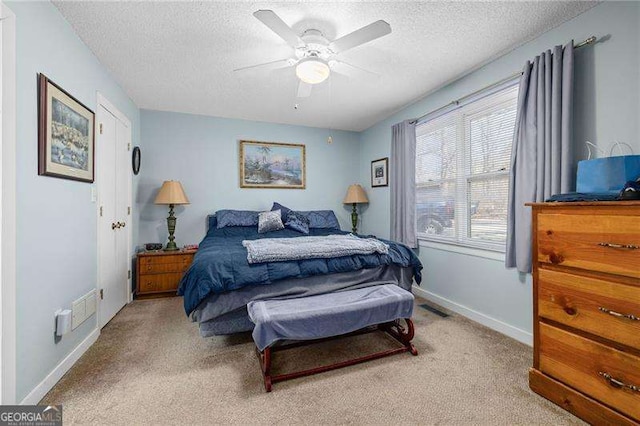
178,226,422,316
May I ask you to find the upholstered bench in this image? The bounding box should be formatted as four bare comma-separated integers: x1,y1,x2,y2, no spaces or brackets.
247,284,418,392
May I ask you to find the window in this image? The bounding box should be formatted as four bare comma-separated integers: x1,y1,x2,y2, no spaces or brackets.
415,84,519,251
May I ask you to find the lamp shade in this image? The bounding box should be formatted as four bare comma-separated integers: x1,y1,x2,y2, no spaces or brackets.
343,184,369,204
154,180,190,205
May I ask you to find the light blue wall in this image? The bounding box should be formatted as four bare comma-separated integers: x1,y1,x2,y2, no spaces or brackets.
358,1,640,342
138,110,361,247
7,1,140,401
8,0,639,403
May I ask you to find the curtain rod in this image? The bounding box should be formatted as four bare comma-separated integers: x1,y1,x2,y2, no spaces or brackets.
410,36,597,125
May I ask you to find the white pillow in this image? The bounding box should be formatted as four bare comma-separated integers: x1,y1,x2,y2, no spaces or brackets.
258,210,284,234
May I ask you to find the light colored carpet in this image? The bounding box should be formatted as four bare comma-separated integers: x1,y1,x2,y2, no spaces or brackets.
42,296,583,425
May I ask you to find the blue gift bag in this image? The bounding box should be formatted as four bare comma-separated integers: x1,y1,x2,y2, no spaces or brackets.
576,155,640,193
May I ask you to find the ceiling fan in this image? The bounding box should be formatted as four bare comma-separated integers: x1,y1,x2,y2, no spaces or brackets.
235,10,392,98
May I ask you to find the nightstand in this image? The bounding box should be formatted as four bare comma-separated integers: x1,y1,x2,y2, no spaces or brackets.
136,249,196,299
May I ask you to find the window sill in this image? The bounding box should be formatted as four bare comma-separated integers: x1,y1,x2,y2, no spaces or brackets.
417,238,506,262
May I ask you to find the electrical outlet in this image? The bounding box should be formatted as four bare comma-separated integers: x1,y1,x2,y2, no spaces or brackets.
71,297,86,330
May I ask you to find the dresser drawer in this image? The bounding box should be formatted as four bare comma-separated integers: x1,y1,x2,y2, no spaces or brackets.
539,323,640,421
138,260,191,275
536,212,640,278
538,268,640,351
139,254,193,268
138,273,183,294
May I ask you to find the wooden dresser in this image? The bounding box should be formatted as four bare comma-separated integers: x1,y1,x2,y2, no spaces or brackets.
136,249,196,299
529,201,640,425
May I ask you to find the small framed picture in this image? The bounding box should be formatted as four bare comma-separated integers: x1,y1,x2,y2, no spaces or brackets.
38,74,95,183
371,157,389,187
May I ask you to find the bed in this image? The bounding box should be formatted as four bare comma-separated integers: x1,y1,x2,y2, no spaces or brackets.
178,208,423,336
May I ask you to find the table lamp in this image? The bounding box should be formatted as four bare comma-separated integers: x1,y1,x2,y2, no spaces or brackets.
343,184,369,233
154,180,190,251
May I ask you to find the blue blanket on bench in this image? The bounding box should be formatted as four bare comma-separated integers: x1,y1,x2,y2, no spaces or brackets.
248,284,415,351
178,227,422,316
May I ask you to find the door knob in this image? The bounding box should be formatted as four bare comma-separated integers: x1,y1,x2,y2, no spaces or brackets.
111,223,117,230
119,222,126,228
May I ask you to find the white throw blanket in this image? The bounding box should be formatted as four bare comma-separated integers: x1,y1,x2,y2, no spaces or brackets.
242,234,389,264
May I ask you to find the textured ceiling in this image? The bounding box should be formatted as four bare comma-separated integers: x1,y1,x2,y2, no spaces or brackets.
54,1,597,131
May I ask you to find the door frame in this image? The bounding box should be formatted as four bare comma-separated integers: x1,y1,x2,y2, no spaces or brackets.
1,1,17,404
96,93,133,330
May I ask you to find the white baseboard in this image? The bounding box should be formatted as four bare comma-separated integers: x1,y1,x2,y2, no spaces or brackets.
413,285,533,347
21,328,100,405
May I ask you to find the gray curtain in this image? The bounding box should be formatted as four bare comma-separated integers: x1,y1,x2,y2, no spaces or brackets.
506,42,575,273
390,120,417,248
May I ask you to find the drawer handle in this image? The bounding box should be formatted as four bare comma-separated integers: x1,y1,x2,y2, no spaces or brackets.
598,242,639,250
598,307,639,321
599,372,640,393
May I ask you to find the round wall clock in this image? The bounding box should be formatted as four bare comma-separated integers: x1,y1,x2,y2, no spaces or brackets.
132,146,141,175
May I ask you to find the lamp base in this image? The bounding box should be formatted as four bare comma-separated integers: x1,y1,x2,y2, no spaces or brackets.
351,203,358,234
164,204,179,251
163,242,179,252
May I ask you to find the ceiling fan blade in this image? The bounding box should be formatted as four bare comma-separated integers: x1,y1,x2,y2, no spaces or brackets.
253,10,304,49
296,81,312,98
329,60,380,80
328,20,391,54
234,58,295,73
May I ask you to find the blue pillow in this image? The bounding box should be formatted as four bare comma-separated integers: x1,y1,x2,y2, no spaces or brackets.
297,210,340,229
216,209,259,228
208,226,259,238
285,211,310,234
207,214,218,231
271,202,292,222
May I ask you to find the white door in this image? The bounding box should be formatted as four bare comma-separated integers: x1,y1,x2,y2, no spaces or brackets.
97,101,131,328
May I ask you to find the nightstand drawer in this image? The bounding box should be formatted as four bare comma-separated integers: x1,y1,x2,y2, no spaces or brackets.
536,213,640,278
539,323,640,421
139,254,193,268
538,268,640,351
139,261,191,275
138,273,183,294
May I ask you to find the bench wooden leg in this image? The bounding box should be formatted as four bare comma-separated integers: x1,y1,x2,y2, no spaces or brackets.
255,318,417,392
256,346,273,392
379,318,418,356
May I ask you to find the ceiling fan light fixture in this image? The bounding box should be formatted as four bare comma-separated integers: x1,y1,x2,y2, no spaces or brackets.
296,57,330,84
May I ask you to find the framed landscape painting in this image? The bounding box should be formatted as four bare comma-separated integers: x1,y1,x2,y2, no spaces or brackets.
239,140,306,189
38,74,95,183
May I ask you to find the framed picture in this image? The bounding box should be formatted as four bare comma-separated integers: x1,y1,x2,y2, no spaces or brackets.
371,157,389,187
239,140,306,189
38,74,95,183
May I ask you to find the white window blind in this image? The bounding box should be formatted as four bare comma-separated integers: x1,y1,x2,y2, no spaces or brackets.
415,84,519,251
